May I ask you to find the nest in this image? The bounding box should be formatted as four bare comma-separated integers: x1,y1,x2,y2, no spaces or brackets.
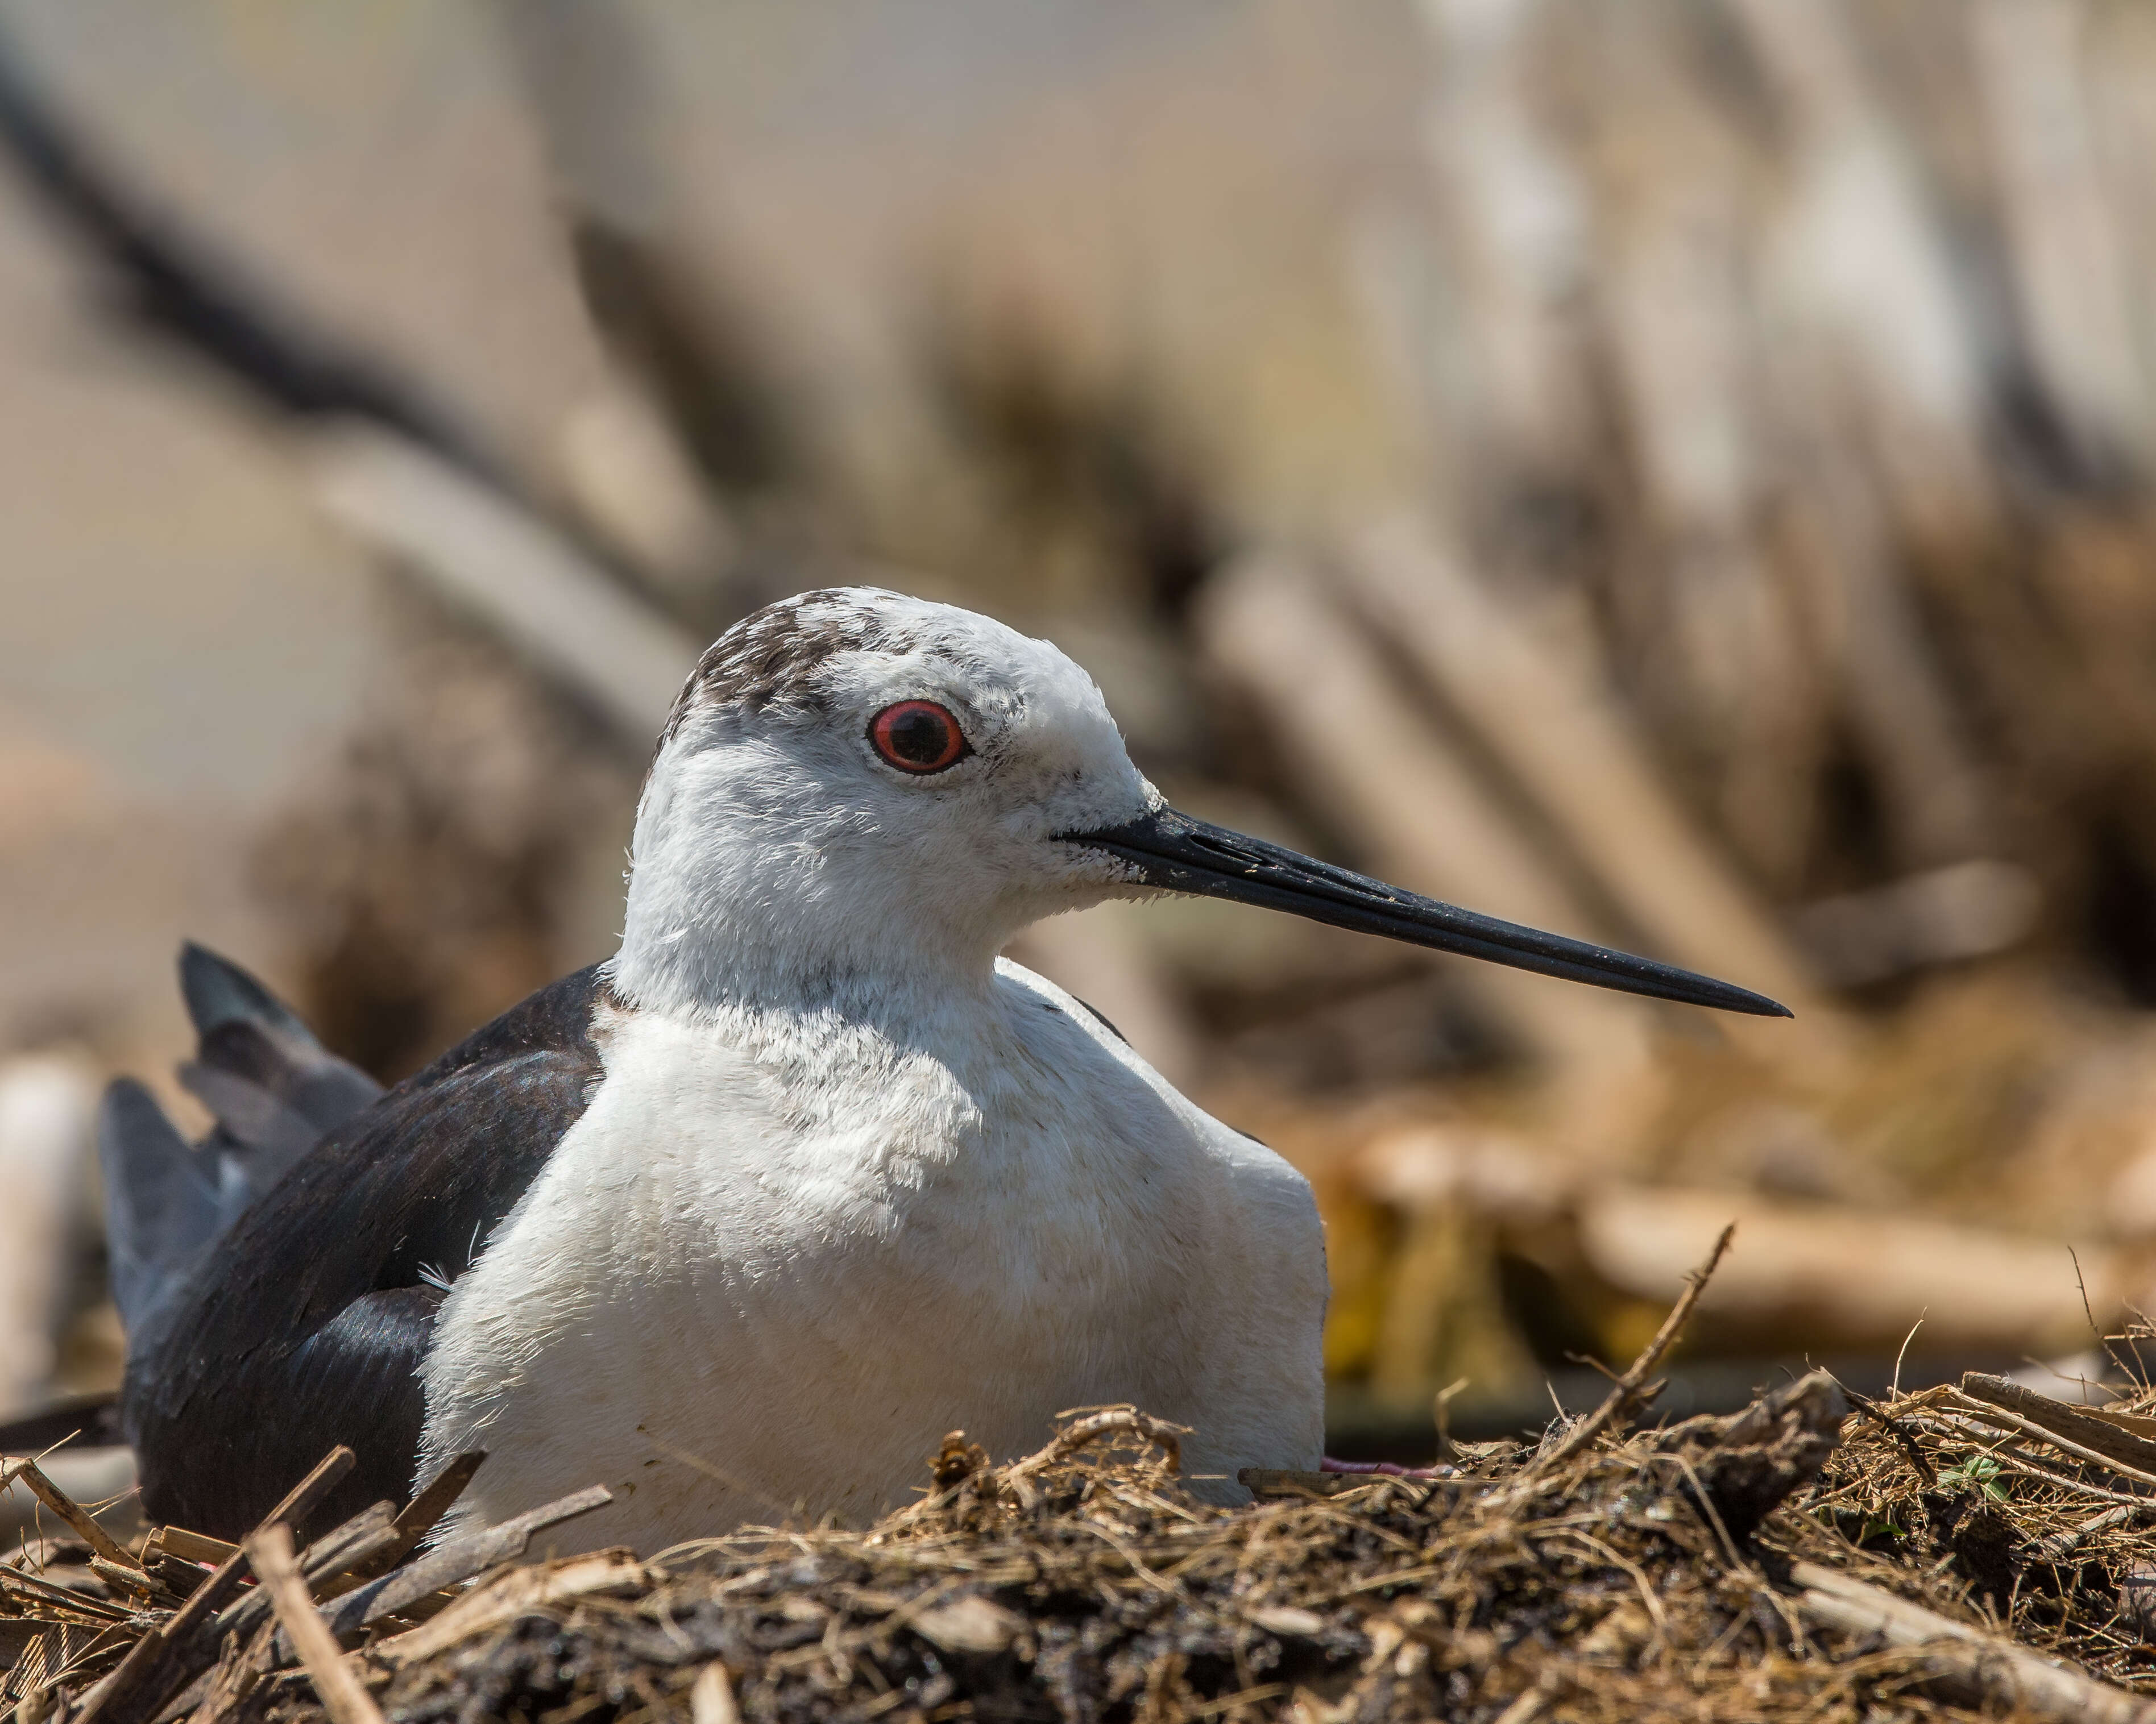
11,1248,2156,1724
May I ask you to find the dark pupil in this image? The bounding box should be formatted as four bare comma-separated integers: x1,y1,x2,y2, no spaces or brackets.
888,708,950,764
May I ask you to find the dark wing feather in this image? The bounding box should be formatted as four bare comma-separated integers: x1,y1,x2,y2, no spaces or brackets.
177,944,384,1200
98,1078,222,1338
101,946,388,1348
179,938,316,1043
123,965,610,1539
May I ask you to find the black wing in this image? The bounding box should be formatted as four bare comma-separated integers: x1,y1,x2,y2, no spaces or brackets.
122,965,610,1538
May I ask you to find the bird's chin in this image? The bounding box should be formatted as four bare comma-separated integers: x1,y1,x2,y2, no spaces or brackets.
1012,875,1160,930
1038,846,1170,908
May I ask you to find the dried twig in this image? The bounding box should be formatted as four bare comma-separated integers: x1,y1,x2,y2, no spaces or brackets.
1789,1560,2156,1724
1023,1407,1190,1477
1943,1387,2156,1491
213,1501,401,1652
244,1524,387,1724
324,1482,613,1636
1958,1373,2156,1479
1840,1385,1937,1486
189,1618,278,1724
329,1450,485,1594
366,1552,644,1669
0,1456,141,1572
77,1445,355,1724
1513,1223,1735,1482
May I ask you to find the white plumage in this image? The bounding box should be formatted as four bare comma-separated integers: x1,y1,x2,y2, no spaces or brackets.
421,592,1326,1548
420,966,1325,1549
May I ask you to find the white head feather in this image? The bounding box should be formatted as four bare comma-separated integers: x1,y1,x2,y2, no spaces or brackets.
615,589,1161,1016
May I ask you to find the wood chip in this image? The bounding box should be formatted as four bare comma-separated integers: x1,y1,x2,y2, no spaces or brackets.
689,1662,740,1724
910,1595,1026,1655
1245,1605,1327,1638
150,1527,238,1569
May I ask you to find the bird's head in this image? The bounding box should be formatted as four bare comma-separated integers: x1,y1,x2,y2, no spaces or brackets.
616,587,1788,1023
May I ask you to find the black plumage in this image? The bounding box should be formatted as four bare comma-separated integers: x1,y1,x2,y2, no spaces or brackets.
121,962,610,1538
99,946,382,1347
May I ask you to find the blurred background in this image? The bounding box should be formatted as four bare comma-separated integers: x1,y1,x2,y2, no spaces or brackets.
6,0,2156,1460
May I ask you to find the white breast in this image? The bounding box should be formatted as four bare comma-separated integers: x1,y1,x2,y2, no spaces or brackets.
416,961,1325,1553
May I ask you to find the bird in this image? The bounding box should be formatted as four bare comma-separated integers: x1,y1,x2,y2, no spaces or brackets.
103,587,1787,1551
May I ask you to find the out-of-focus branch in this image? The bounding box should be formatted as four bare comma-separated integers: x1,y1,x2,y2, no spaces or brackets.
0,16,490,480
0,16,702,754
1197,554,1665,1138
493,0,798,502
306,427,699,749
1340,514,1838,1058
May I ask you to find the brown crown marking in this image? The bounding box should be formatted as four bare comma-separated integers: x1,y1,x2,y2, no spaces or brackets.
660,590,898,745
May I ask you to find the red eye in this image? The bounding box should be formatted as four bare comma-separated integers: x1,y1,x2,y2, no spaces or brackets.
869,700,970,774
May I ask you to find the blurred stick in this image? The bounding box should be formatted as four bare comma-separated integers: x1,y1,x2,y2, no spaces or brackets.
1972,0,2149,472
1575,1183,2115,1360
1199,555,1661,1128
1564,31,1830,890
1341,515,1838,1064
1724,0,1989,506
0,16,488,479
494,0,795,500
1774,412,1999,870
304,426,700,750
1721,0,2002,869
0,13,702,747
1407,0,1589,477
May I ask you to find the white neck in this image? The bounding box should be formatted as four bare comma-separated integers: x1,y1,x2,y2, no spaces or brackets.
612,862,1011,1023
610,747,1047,1023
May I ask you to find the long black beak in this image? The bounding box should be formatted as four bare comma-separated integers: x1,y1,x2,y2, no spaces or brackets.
1066,807,1791,1018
